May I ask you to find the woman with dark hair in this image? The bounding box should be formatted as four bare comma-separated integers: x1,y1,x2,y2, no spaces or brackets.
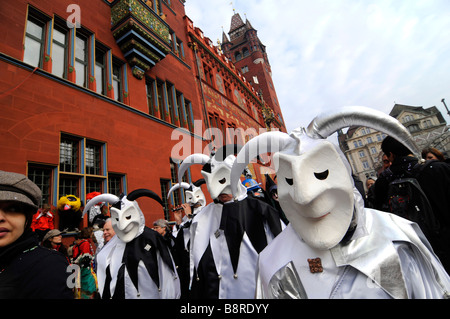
42,229,69,262
421,147,445,162
0,170,73,299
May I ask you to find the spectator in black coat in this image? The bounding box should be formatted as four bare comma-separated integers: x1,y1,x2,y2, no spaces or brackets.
0,170,73,299
373,137,450,274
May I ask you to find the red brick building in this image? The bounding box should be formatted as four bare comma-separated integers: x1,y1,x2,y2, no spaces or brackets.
221,13,285,131
0,0,285,228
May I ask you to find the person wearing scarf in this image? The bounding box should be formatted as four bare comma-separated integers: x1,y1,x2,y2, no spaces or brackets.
0,170,73,299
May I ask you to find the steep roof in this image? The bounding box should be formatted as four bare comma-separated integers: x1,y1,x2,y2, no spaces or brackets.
222,31,230,44
229,13,245,33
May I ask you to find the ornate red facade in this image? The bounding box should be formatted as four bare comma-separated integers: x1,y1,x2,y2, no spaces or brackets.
0,0,286,228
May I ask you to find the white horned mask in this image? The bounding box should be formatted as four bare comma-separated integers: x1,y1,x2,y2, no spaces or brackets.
230,106,420,250
167,179,207,210
178,145,247,202
82,189,164,243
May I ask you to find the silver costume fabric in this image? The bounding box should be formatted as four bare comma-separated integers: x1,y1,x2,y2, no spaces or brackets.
256,208,450,299
189,192,280,299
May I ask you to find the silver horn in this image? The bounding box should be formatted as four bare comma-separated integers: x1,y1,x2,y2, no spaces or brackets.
306,106,420,157
82,193,120,217
230,131,294,198
167,182,191,199
178,153,210,184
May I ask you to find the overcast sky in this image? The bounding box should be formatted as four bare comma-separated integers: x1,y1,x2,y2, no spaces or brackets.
184,0,450,135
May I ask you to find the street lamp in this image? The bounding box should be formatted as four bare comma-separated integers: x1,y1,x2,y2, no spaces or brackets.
442,98,450,117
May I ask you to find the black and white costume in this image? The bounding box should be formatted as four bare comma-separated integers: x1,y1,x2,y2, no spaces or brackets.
167,179,207,298
178,147,284,298
83,189,180,299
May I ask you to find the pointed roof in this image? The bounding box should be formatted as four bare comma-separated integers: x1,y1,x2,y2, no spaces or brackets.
229,13,245,33
245,18,255,31
222,31,230,44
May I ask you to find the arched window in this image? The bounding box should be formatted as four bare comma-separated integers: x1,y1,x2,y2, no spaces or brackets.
234,51,242,61
242,47,249,57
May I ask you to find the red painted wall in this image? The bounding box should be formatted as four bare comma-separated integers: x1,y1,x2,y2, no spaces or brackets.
0,0,283,229
0,0,207,227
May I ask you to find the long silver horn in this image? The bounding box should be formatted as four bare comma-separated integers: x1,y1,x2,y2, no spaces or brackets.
230,131,294,198
167,182,191,199
306,106,420,157
178,153,210,184
82,193,120,217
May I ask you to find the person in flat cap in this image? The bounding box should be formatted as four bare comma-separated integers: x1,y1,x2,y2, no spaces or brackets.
0,170,73,299
41,229,69,262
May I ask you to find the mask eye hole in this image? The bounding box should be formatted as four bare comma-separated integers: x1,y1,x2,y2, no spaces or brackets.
125,215,131,220
285,177,293,186
219,178,226,184
314,170,329,180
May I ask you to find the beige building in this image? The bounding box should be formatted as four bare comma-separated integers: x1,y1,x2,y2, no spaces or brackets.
390,104,449,154
338,104,449,191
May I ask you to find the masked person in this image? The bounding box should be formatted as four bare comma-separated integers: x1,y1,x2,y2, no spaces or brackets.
167,179,207,298
168,178,207,237
83,189,180,299
230,107,450,299
178,145,284,299
0,170,73,299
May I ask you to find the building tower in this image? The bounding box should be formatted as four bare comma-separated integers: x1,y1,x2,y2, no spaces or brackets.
221,12,285,132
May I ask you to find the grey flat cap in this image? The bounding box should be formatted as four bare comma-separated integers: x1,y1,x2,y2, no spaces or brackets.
0,170,42,209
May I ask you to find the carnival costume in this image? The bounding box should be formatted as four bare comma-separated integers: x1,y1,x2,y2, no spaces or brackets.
178,145,284,299
167,178,207,239
167,178,207,298
57,194,82,231
230,106,450,299
83,189,180,299
85,191,102,226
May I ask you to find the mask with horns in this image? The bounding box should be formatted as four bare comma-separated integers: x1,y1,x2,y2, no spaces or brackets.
178,145,248,202
167,179,207,210
230,106,420,250
82,189,164,243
